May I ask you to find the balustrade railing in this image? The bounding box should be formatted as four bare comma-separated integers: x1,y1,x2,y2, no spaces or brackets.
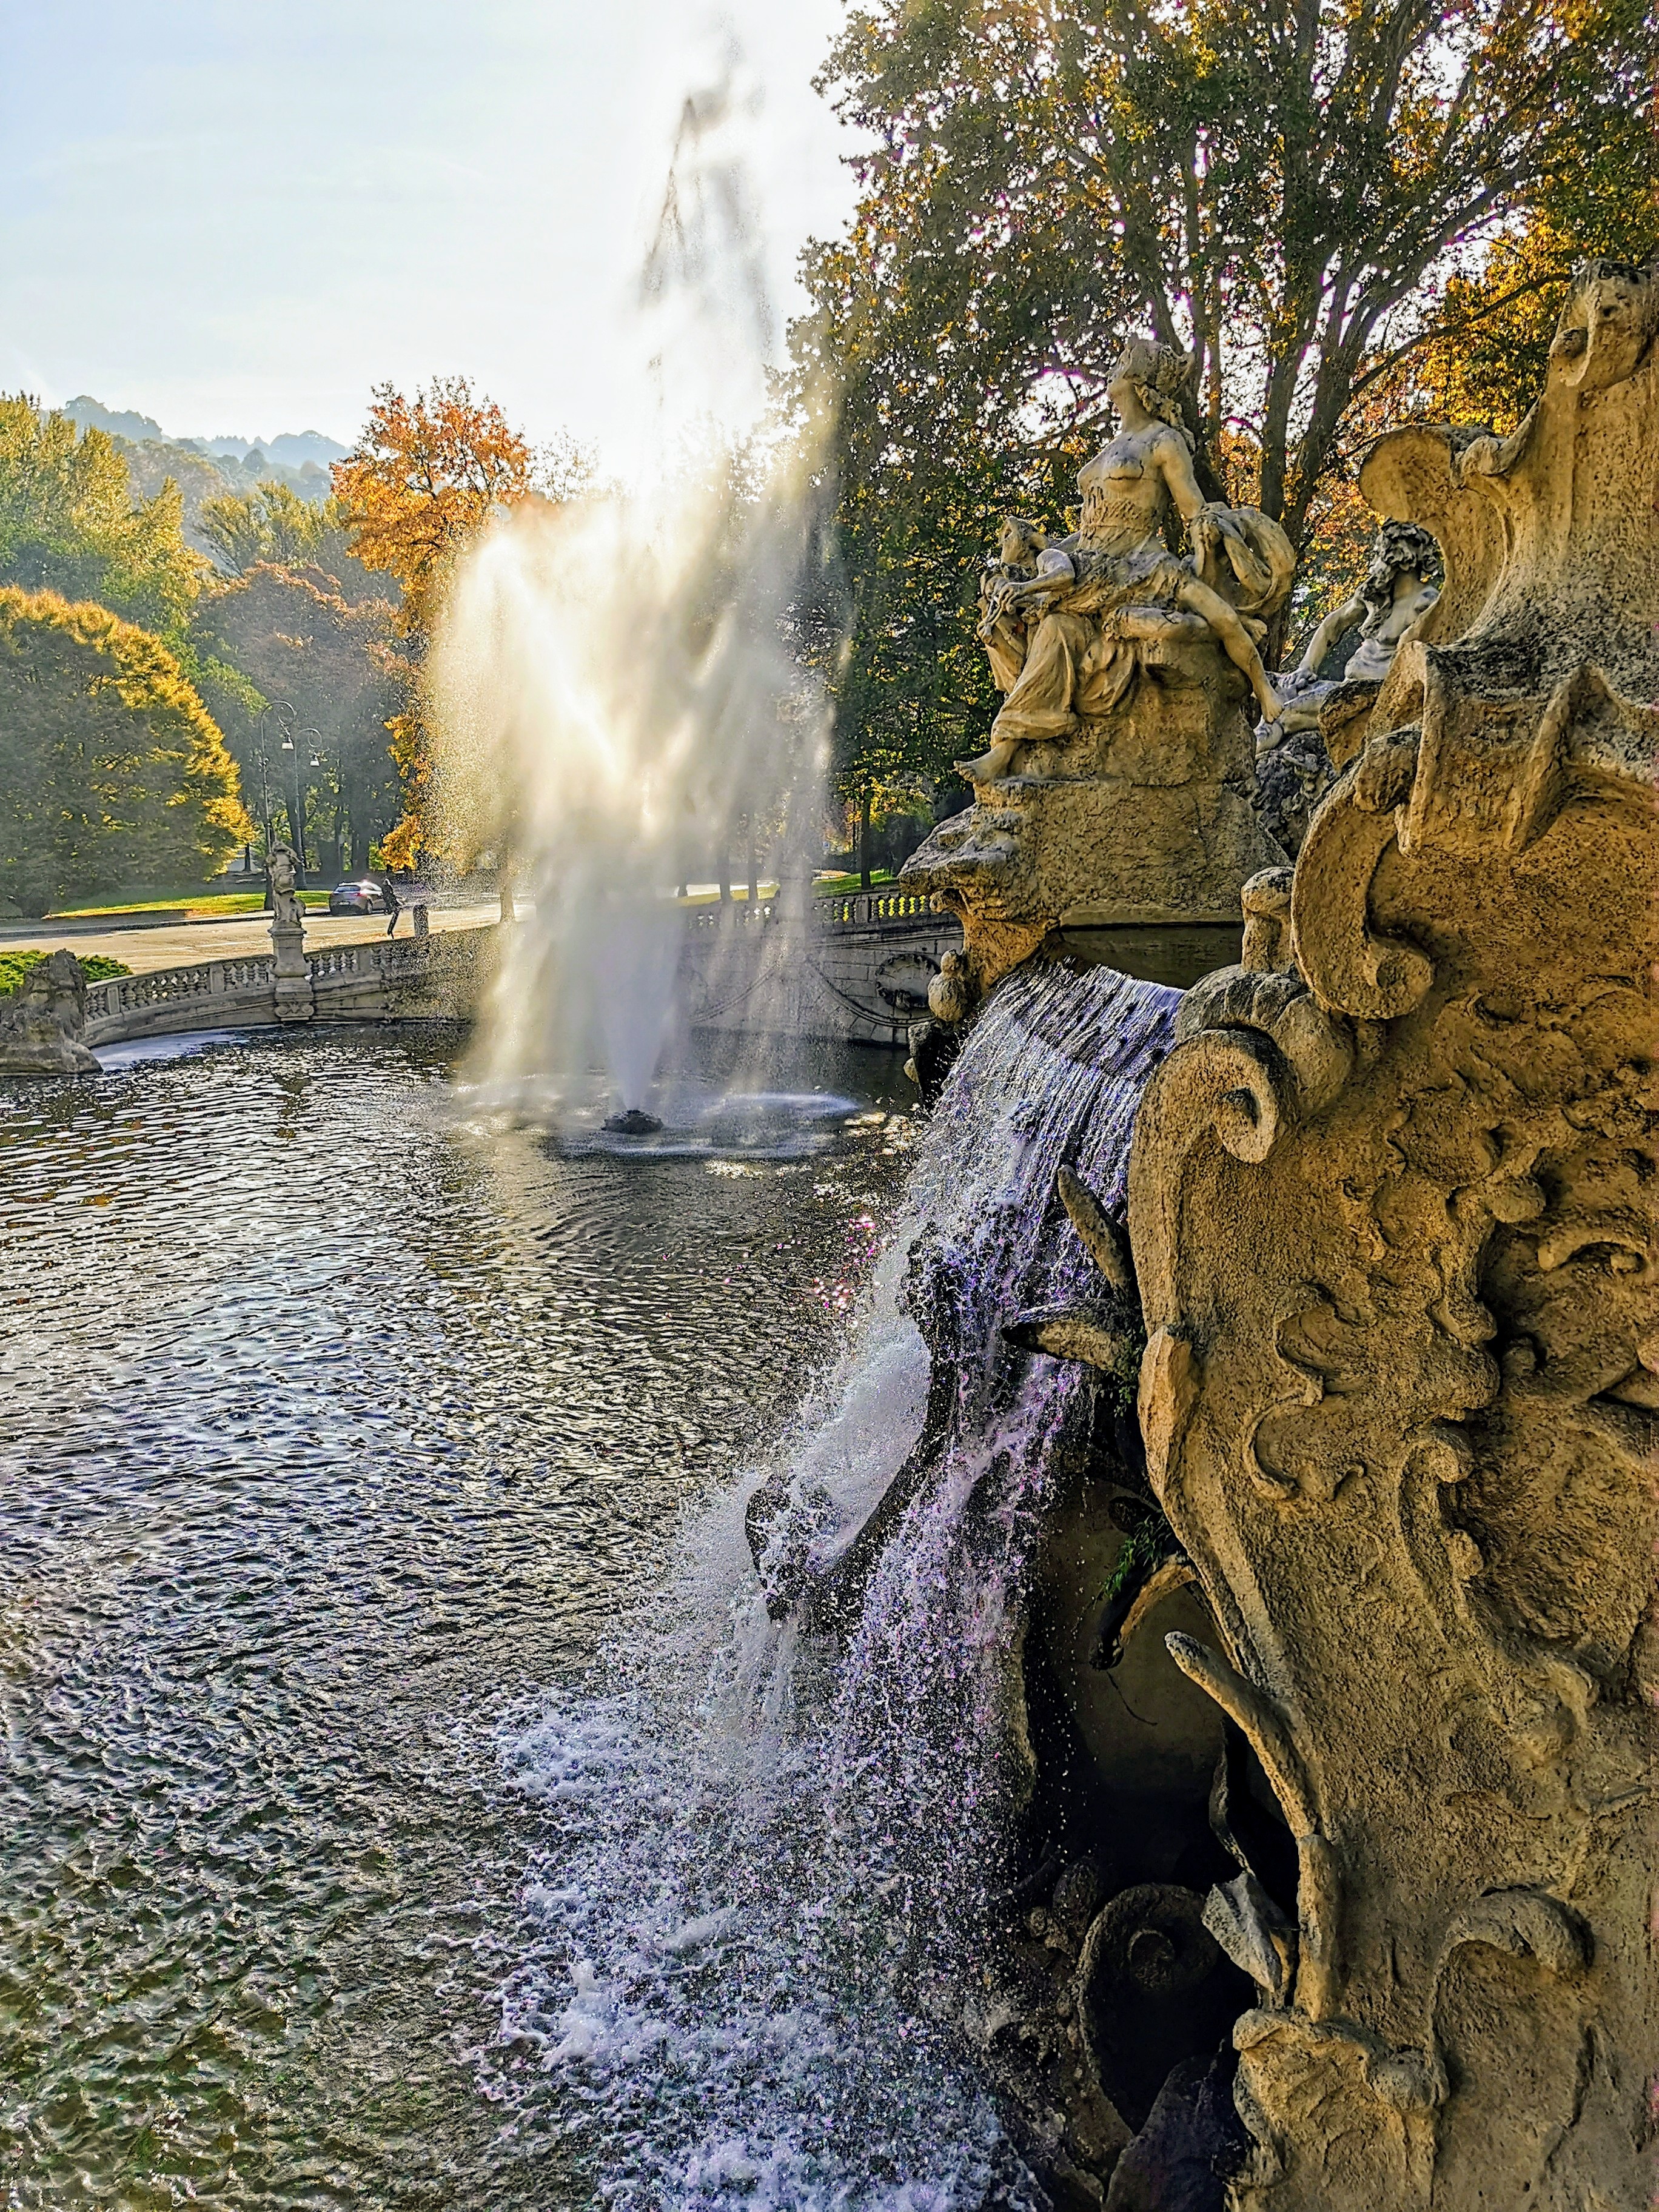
686,899,780,933
83,956,277,1025
817,888,935,927
74,897,948,1050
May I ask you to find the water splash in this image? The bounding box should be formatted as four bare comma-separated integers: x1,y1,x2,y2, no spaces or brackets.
426,57,832,1120
489,964,1178,2205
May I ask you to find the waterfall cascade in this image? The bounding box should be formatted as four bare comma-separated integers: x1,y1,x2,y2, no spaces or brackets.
488,962,1237,2207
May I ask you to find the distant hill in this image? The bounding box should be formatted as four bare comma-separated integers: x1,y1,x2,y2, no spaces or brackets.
62,398,348,471
60,396,169,443
193,428,349,469
55,399,345,554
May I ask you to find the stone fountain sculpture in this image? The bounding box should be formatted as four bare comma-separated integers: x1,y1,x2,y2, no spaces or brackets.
1253,520,1443,855
765,259,1653,2207
1119,255,1659,2205
902,337,1293,1004
0,948,99,1075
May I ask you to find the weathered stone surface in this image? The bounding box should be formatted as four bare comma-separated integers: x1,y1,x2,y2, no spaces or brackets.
1253,522,1443,856
0,948,99,1074
266,843,315,1024
1123,257,1659,2208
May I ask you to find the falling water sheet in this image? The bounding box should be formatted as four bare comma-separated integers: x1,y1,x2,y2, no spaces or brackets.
489,962,1179,2210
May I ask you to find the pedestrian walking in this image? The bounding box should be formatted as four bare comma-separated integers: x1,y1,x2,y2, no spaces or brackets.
381,875,403,937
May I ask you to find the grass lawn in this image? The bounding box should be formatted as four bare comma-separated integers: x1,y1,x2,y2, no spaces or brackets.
814,869,898,897
52,891,333,918
0,948,132,996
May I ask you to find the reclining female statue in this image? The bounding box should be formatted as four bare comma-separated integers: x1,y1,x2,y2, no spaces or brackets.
958,337,1293,786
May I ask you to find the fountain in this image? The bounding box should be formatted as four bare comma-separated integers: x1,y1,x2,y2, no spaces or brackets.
746,256,1654,2206
410,256,1659,2209
7,252,1648,2212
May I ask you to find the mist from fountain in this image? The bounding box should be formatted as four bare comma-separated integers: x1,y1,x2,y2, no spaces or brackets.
423,45,1193,2207
426,65,829,1128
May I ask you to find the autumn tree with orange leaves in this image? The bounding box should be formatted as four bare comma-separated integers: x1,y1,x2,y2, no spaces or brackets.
332,376,591,863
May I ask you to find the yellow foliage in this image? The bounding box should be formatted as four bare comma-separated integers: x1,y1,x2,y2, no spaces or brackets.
332,378,540,641
0,585,252,913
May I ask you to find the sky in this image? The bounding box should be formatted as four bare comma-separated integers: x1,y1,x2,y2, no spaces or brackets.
0,0,862,464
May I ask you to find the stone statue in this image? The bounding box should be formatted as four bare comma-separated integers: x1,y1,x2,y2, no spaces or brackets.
1261,520,1441,743
1120,254,1659,2208
266,842,314,1022
266,843,304,931
957,338,1292,786
0,949,99,1075
1255,521,1442,853
902,338,1293,1000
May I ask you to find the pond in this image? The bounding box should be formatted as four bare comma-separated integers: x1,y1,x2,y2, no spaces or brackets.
0,1026,926,2211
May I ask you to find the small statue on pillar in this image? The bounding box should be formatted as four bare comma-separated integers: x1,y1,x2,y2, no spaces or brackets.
267,843,314,1022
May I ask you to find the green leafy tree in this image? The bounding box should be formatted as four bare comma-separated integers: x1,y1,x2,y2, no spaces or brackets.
0,586,250,915
199,481,383,599
0,398,206,639
794,0,1655,793
194,564,406,874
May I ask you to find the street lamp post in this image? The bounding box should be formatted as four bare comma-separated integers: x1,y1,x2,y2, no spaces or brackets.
271,703,324,888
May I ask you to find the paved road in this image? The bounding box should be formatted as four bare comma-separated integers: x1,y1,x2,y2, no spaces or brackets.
2,903,503,976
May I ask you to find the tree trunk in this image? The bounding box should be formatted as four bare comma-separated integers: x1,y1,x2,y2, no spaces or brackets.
859,785,873,891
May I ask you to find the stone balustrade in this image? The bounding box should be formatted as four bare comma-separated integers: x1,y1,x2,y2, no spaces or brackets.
80,930,491,1048
63,891,965,1058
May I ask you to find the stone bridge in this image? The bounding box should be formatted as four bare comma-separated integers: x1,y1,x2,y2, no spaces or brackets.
681,887,962,1048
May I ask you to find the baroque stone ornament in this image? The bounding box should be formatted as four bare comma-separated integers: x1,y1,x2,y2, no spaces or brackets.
1255,521,1443,856
903,338,1291,996
0,948,99,1074
1124,258,1659,2207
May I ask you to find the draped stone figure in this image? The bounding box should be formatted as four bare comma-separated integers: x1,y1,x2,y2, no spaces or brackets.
903,338,1293,997
1255,521,1443,854
959,339,1292,786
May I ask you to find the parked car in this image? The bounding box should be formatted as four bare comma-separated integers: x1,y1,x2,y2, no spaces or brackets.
327,878,388,915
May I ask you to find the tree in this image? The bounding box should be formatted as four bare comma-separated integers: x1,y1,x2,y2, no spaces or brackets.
332,377,592,861
333,377,589,638
0,586,250,915
198,481,382,598
0,398,206,640
1415,140,1659,429
794,0,1655,791
193,564,406,874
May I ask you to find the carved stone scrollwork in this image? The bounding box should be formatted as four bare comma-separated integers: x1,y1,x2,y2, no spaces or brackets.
1124,256,1659,2208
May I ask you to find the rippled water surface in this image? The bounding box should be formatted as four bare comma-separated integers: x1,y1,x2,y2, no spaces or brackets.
0,1026,914,2210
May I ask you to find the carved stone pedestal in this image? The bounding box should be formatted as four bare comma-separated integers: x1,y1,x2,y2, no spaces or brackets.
904,634,1283,994
1124,256,1659,2210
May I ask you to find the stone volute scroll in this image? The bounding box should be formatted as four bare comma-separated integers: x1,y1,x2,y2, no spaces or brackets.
902,335,1293,1008
1124,255,1659,2209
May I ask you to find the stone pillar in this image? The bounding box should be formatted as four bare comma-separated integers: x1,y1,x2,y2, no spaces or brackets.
270,910,313,1023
